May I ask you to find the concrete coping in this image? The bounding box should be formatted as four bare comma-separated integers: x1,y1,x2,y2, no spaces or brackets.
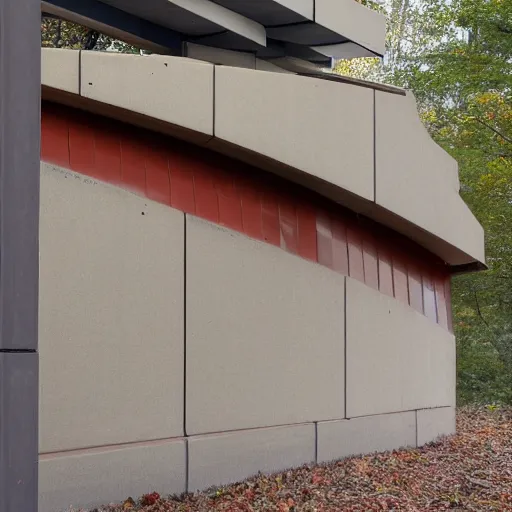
296,70,407,96
41,48,485,270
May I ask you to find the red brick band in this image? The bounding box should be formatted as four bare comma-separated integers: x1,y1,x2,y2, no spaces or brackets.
41,101,452,331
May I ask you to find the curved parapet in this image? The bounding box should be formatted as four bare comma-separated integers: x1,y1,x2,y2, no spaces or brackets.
41,48,484,269
213,65,375,202
42,48,215,143
375,91,485,267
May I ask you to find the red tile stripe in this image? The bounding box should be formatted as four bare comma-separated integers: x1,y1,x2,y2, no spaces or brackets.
41,102,453,331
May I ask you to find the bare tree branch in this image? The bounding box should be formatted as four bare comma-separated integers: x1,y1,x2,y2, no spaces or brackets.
54,19,62,48
473,116,512,145
474,289,490,328
83,30,100,51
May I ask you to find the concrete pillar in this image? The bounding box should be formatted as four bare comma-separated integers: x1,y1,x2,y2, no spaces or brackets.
0,0,40,510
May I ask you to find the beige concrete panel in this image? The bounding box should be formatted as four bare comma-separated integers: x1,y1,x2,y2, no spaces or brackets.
185,42,256,69
317,411,416,463
417,407,456,446
188,424,315,491
186,217,345,435
346,278,456,418
375,91,485,265
170,0,266,46
39,439,186,512
315,0,386,56
39,163,184,452
214,66,375,200
81,52,214,136
41,48,80,94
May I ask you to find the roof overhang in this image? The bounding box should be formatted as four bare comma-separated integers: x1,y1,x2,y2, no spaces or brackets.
41,49,486,272
41,0,386,65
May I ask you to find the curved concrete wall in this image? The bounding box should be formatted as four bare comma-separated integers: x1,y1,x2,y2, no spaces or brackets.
375,91,485,265
346,278,455,418
39,103,457,511
39,166,185,454
214,67,375,201
41,49,485,268
186,217,345,434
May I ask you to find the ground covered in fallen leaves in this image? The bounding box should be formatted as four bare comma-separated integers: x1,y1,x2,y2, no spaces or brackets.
81,407,512,512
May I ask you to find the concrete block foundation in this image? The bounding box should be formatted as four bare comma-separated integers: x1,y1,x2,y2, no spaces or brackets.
188,424,316,491
39,440,186,512
317,412,417,463
417,407,456,446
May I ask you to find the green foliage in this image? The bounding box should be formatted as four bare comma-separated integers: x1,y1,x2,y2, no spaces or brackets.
41,16,141,53
337,0,512,404
456,323,512,404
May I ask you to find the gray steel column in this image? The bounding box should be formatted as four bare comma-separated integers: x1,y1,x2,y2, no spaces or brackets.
0,0,40,511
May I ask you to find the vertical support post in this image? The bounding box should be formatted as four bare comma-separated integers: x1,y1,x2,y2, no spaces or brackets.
0,0,40,511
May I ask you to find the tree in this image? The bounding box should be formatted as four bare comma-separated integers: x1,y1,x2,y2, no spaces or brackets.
41,14,140,53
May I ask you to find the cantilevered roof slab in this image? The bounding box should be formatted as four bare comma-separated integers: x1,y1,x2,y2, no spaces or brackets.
210,0,314,26
212,0,386,56
99,0,266,44
42,0,385,63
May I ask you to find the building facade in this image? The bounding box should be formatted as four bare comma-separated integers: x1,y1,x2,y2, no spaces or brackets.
38,2,485,510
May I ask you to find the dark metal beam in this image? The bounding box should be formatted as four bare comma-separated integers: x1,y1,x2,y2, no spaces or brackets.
0,0,40,510
450,261,488,275
42,0,184,53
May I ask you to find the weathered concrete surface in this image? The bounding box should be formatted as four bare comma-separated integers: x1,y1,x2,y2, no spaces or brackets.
39,439,186,512
186,217,345,435
345,278,456,418
188,424,315,491
39,164,185,452
417,407,456,446
317,411,416,462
